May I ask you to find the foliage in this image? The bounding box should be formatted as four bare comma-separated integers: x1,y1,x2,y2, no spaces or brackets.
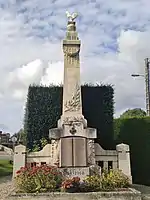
0,160,13,177
15,166,130,193
61,177,80,192
100,169,130,190
120,108,146,118
12,129,27,145
32,142,40,152
40,138,48,148
83,169,129,192
18,129,27,145
30,138,49,152
24,85,62,151
24,84,114,151
15,165,63,193
83,175,101,192
114,116,150,185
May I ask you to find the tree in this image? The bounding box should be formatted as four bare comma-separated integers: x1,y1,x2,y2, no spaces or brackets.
120,108,146,118
15,129,27,145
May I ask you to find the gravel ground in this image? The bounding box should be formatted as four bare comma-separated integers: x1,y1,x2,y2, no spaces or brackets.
0,175,15,200
132,184,150,200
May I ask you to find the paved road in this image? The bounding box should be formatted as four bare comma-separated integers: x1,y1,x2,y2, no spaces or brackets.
0,151,13,160
132,184,150,200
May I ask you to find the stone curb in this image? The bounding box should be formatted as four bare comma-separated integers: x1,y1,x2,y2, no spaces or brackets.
8,188,141,199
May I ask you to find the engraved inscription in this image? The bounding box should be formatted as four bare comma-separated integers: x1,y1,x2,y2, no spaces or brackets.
60,167,89,177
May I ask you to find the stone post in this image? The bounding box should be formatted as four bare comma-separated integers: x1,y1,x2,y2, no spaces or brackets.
13,144,26,178
116,143,132,183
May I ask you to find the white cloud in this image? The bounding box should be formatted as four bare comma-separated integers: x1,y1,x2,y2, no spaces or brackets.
41,61,63,86
0,0,150,133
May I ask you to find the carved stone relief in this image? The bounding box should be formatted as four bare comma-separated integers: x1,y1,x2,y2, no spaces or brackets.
51,140,60,166
64,83,81,112
88,139,95,165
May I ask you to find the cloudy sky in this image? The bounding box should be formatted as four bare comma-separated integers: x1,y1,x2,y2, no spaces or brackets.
0,0,150,133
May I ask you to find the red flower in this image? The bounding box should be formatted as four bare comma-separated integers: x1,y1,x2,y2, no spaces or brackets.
16,170,21,174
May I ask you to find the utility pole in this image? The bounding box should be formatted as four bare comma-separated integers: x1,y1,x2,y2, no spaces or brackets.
131,58,150,116
144,58,150,116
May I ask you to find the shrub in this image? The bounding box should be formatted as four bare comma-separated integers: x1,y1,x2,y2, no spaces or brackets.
114,117,150,185
15,166,130,193
15,165,63,193
83,175,102,192
24,84,114,151
83,169,130,192
101,169,130,190
61,177,80,192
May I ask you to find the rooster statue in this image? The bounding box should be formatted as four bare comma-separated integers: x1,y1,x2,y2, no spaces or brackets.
66,11,78,22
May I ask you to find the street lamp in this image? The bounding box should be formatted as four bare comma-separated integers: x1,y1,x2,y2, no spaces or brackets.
11,136,17,152
131,58,150,116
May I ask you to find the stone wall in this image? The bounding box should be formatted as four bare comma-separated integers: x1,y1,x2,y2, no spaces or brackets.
13,142,132,183
27,144,52,164
95,143,132,183
95,143,118,169
13,144,53,178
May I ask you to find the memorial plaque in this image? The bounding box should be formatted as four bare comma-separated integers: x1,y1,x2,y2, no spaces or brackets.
73,137,87,166
60,167,89,180
60,137,73,167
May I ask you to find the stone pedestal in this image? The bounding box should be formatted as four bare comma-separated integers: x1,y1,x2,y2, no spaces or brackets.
116,143,132,183
13,145,26,178
49,127,97,168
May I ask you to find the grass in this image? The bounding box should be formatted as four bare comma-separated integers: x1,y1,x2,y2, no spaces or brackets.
0,160,13,177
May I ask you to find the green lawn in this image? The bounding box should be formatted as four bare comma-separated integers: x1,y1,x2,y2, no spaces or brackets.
0,160,13,177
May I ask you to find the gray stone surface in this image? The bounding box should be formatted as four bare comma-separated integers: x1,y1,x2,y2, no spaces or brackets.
60,137,87,167
116,143,132,183
60,137,73,167
8,188,141,200
0,175,15,200
132,184,150,200
73,137,87,166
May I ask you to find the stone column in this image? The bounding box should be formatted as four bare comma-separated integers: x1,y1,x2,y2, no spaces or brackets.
49,13,97,170
116,143,132,183
112,161,118,170
13,144,26,178
62,22,82,117
104,161,108,170
58,20,87,129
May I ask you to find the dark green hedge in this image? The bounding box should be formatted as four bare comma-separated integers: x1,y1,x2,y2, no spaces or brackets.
24,84,114,150
114,117,150,185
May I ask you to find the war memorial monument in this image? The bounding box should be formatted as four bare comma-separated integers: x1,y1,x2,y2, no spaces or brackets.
10,12,142,200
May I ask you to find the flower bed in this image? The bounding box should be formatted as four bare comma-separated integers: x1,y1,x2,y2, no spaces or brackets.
15,165,63,193
15,165,130,193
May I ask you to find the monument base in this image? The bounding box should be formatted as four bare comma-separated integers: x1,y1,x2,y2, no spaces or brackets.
9,188,142,200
